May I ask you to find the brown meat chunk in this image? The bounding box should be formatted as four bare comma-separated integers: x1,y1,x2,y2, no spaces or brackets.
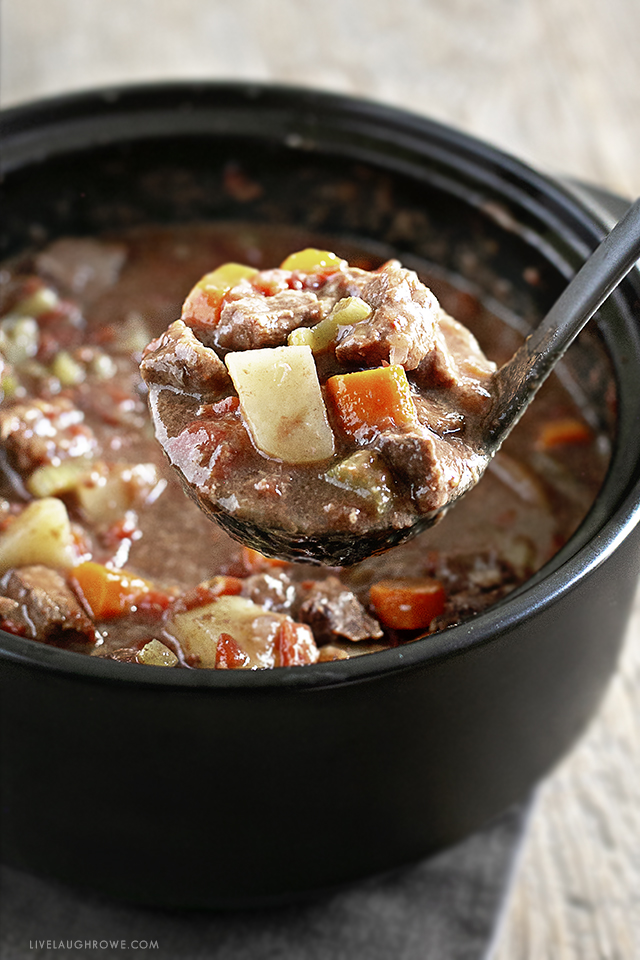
140,319,231,397
240,572,297,613
0,565,96,642
335,261,440,370
298,576,383,643
0,595,30,636
376,428,484,515
215,290,325,350
35,238,126,302
411,309,496,413
0,397,98,475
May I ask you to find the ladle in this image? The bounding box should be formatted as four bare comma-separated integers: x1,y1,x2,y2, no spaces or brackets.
159,198,640,566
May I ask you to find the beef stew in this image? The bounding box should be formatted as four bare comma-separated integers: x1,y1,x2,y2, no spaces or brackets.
0,223,610,669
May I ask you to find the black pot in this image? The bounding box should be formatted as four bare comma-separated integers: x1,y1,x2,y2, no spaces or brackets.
1,82,639,909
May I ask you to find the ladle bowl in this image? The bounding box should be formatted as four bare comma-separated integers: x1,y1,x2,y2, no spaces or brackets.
185,198,640,566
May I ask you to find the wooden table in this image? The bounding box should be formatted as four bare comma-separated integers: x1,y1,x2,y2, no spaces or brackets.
2,2,639,956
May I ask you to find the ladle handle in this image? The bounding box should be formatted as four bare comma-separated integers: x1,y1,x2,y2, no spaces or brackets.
486,197,640,450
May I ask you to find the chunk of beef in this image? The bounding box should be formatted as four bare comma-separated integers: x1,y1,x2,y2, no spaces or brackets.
0,397,98,476
334,261,440,370
35,238,126,302
240,571,297,613
0,595,30,636
140,319,231,397
298,575,383,643
0,565,96,643
377,427,484,515
215,290,325,350
411,309,496,413
429,552,521,630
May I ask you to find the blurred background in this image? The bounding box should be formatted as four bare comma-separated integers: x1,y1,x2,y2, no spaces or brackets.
2,1,640,957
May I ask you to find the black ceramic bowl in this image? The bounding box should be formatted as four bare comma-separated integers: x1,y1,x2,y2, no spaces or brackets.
1,83,640,909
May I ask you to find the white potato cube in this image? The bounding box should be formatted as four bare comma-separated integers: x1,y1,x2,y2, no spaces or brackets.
225,345,334,462
0,497,76,573
167,594,317,669
168,595,276,669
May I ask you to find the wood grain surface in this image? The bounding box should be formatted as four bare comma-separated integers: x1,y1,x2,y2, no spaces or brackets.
2,2,640,957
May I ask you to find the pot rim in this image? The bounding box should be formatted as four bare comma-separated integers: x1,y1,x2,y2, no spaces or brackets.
1,80,639,689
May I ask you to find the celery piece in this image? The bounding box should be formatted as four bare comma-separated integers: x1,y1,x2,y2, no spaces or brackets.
198,263,258,293
287,296,371,353
287,326,316,348
90,351,117,381
136,639,179,667
0,373,20,398
51,350,85,386
0,315,39,365
15,287,59,318
325,451,394,515
280,248,344,272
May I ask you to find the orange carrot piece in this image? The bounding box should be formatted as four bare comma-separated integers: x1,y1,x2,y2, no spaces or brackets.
535,417,593,450
326,365,418,441
369,577,446,631
71,561,155,620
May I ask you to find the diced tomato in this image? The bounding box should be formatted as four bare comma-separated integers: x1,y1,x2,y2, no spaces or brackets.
369,577,446,631
181,285,224,330
135,589,175,616
174,576,244,613
102,514,142,547
198,396,240,418
0,616,28,638
215,632,250,669
274,619,318,667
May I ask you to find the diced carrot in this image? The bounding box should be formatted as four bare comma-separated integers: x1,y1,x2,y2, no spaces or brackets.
215,632,250,669
535,417,593,450
71,561,156,620
181,285,224,329
326,365,418,441
369,577,446,631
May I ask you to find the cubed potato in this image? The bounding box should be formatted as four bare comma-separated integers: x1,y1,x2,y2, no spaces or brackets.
76,462,165,525
167,594,317,669
167,595,276,669
0,498,76,573
225,344,334,462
